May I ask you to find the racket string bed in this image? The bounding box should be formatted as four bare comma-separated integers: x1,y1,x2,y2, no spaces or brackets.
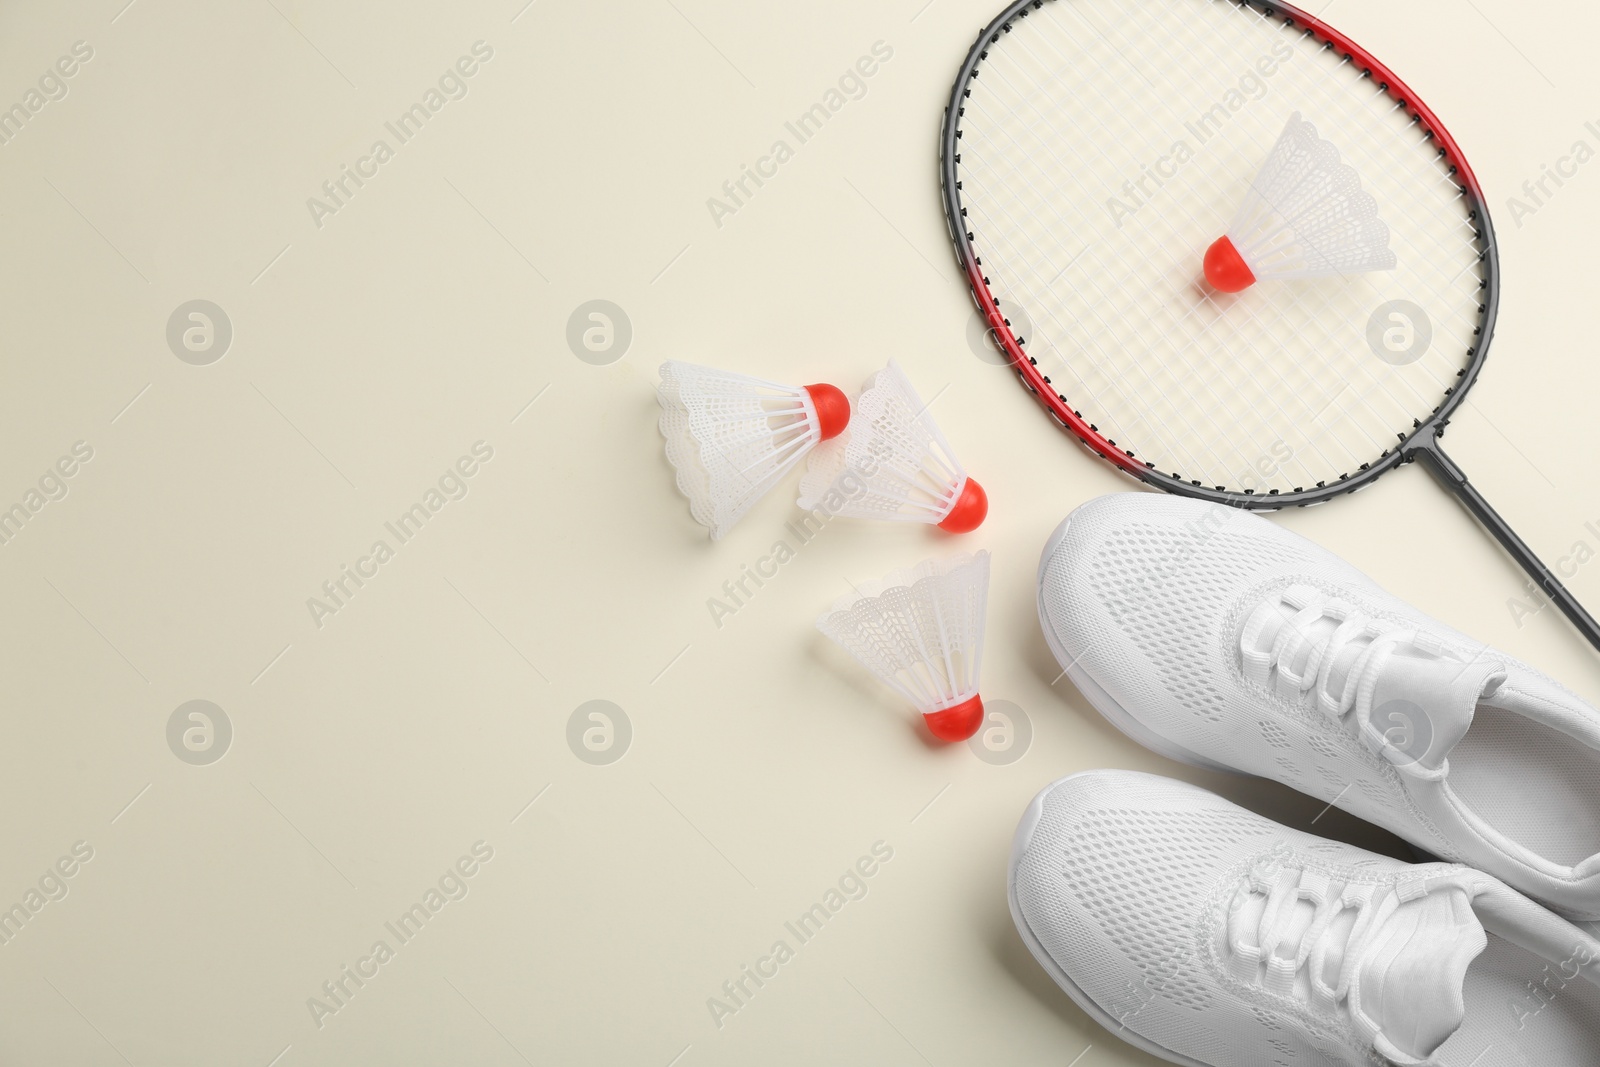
1145,9,1468,465
959,119,1245,478
1011,0,1363,451
968,17,1379,485
1168,19,1486,466
975,18,1311,462
965,48,1337,483
953,0,1484,495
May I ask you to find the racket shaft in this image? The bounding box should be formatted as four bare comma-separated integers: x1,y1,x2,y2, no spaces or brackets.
1413,440,1600,652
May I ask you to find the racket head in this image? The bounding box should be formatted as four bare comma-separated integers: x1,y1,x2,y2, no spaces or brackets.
940,0,1500,508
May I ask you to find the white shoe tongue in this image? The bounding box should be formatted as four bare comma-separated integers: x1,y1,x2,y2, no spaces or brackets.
1364,647,1504,772
1359,887,1488,1058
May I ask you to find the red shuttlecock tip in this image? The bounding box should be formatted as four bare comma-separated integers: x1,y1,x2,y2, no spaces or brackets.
937,478,988,534
924,695,984,743
1203,236,1256,293
803,384,851,441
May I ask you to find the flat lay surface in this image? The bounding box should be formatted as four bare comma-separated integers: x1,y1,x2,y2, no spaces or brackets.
2,0,1599,1064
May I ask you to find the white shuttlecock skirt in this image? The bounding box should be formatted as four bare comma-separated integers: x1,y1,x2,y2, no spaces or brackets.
797,361,968,525
816,552,990,716
1227,111,1397,282
658,361,825,539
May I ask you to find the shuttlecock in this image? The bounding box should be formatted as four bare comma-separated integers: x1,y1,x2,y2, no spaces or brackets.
817,552,990,742
1204,112,1396,293
658,361,851,540
797,361,987,533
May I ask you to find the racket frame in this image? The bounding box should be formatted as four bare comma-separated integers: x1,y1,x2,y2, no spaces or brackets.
939,0,1497,509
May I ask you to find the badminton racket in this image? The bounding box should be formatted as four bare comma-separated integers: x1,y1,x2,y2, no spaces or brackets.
939,0,1600,650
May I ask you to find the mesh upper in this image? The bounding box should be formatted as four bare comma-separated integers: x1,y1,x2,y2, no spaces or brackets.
1013,771,1396,1065
1081,516,1311,725
1060,805,1263,1015
1012,771,1600,1067
1038,493,1600,915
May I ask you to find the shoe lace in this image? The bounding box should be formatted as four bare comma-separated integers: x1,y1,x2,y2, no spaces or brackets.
1240,584,1440,780
1228,864,1400,1024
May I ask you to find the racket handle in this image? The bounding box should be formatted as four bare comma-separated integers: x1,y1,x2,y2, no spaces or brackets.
1411,437,1600,653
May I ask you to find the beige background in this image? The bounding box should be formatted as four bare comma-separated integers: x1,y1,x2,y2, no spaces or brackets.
0,0,1596,1064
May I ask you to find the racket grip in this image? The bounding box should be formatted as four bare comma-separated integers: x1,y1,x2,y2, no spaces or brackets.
1411,438,1600,653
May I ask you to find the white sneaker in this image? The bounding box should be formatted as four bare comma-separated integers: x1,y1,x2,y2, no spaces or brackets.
1010,770,1600,1066
1037,493,1600,921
